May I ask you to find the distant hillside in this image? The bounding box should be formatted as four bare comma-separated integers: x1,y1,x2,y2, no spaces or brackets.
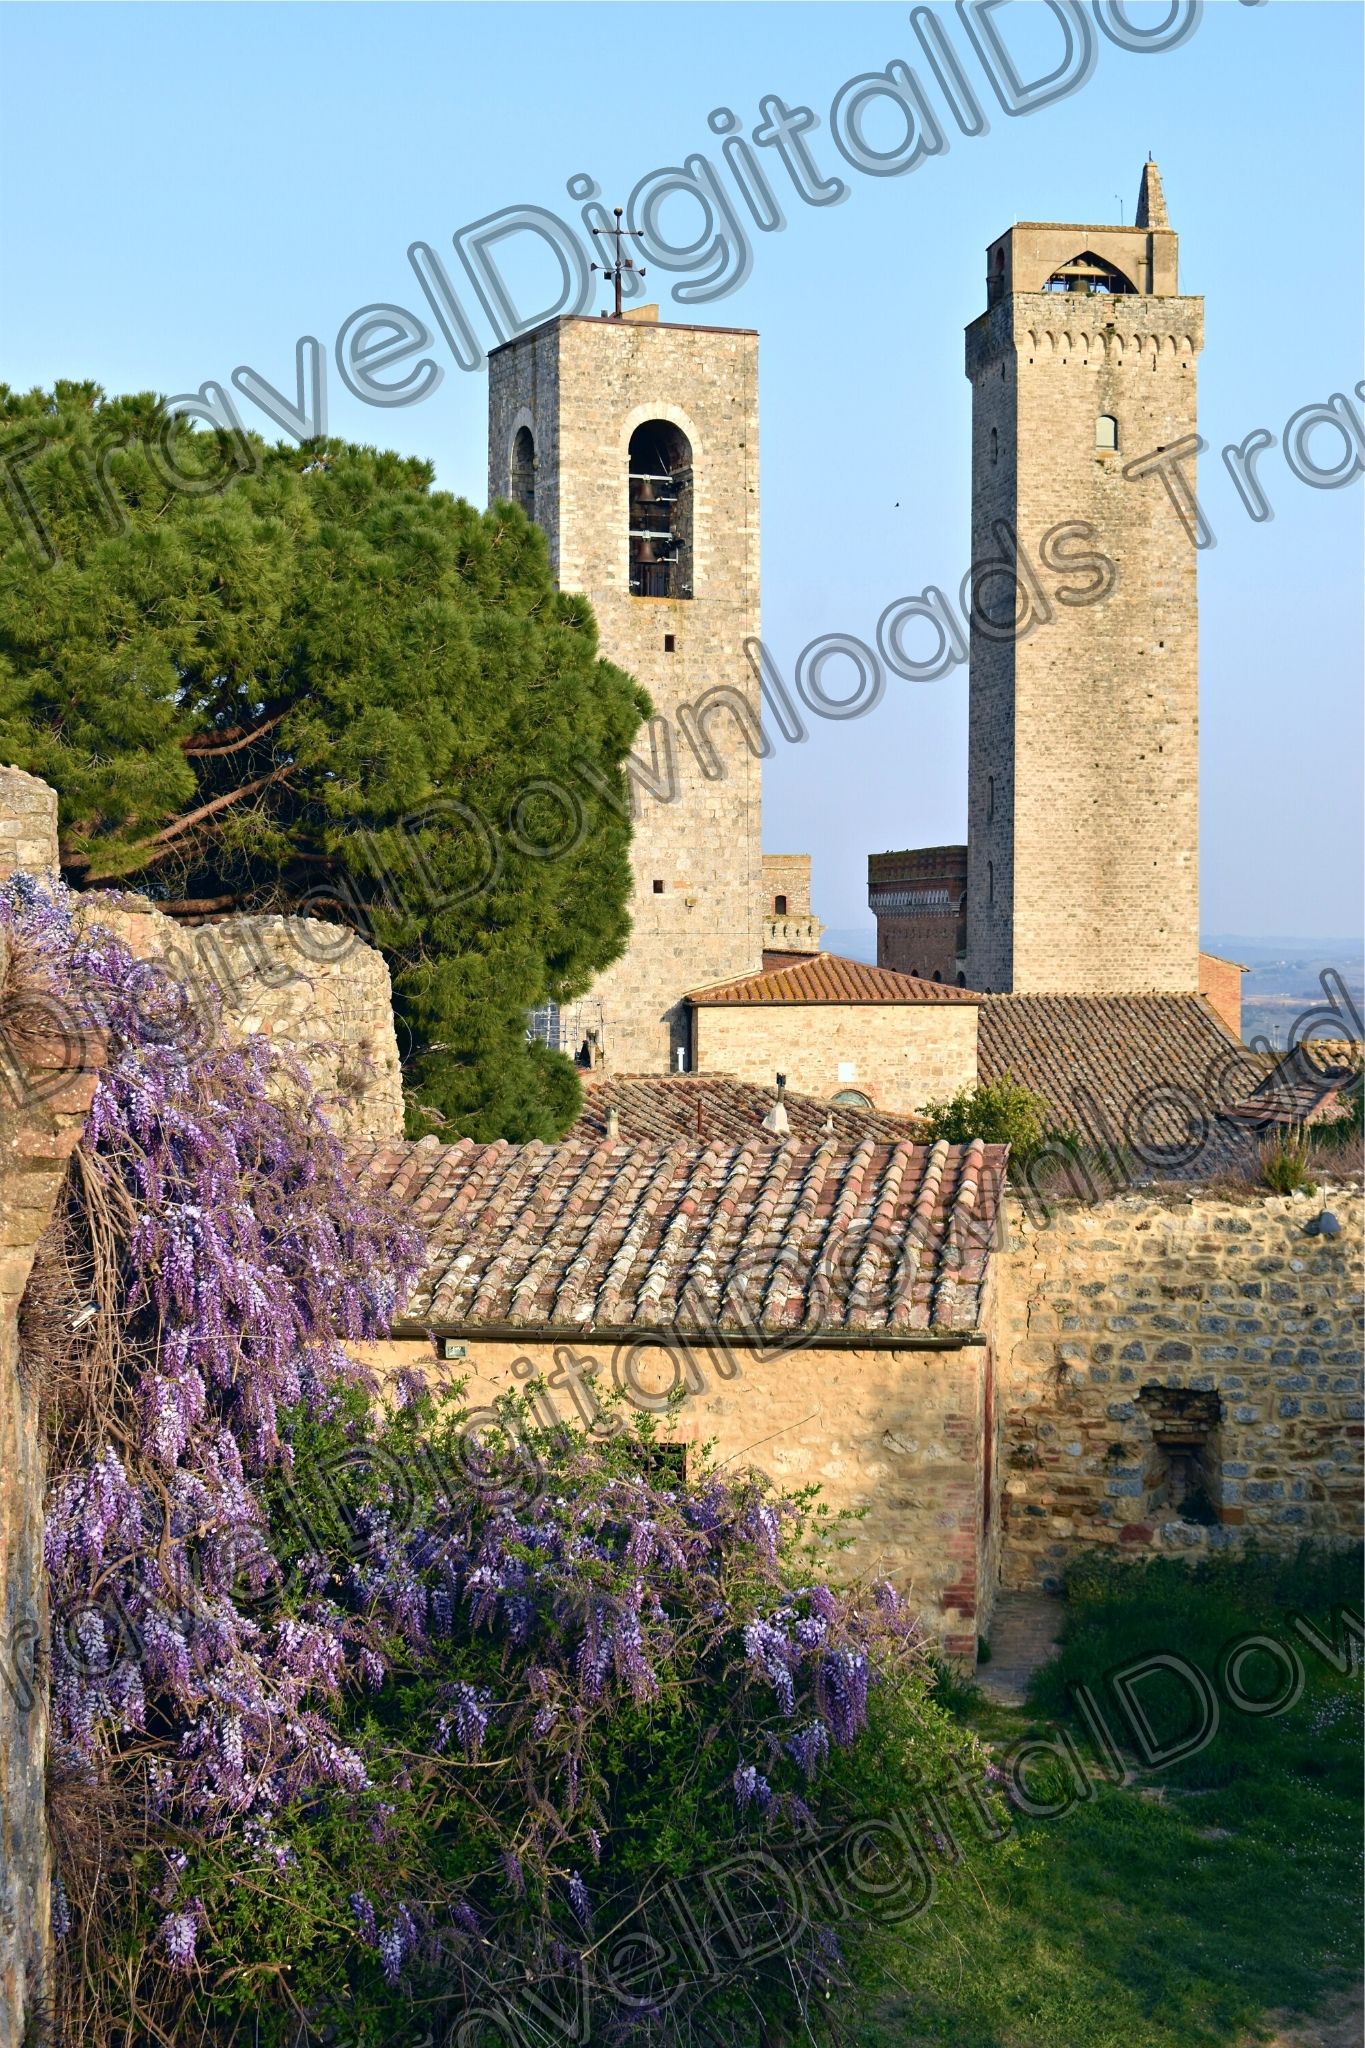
1204,935,1364,1049
819,929,1363,1048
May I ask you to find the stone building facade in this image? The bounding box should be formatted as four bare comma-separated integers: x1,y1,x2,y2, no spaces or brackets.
687,953,979,1115
964,162,1202,994
488,307,764,1075
762,853,823,955
357,1128,1007,1663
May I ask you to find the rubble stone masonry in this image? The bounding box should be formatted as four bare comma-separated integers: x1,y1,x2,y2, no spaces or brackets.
85,900,405,1144
996,1188,1364,1589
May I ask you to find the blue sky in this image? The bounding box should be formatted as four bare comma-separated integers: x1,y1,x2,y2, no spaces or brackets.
2,0,1360,941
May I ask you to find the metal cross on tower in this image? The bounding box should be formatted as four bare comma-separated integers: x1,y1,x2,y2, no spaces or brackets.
590,208,646,318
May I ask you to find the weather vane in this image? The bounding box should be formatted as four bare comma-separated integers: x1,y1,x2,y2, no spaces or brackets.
590,207,646,319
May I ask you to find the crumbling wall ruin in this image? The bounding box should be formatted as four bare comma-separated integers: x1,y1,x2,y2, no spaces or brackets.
996,1188,1365,1589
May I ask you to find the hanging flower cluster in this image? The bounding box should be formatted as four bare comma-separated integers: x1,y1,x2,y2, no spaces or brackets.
3,881,419,1837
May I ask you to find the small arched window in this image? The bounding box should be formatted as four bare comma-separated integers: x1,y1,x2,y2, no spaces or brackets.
987,860,994,906
989,426,999,465
629,420,693,599
511,426,536,520
831,1089,874,1110
773,894,787,915
1096,414,1119,452
987,774,995,822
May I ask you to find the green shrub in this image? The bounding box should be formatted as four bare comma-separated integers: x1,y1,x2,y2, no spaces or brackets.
1259,1124,1317,1195
916,1072,1051,1166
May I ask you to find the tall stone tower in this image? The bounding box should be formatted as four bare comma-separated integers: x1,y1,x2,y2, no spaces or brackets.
963,162,1202,994
487,307,763,1073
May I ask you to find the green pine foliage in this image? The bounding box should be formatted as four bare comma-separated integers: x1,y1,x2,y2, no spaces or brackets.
0,382,650,1139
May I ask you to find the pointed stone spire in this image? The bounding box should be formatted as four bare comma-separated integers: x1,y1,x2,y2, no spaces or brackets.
1135,157,1168,230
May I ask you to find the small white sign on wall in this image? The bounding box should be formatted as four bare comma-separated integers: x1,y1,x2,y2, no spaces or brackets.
837,1061,857,1083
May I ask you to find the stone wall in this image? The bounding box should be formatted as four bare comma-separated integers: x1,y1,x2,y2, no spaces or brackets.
691,1000,978,1116
488,311,764,1075
0,769,58,883
83,898,405,1145
0,930,103,2046
964,210,1202,996
0,764,404,1146
762,855,822,955
363,1329,996,1660
995,1188,1364,1589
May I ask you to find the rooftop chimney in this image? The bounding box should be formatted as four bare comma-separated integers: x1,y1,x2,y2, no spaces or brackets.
761,1072,790,1137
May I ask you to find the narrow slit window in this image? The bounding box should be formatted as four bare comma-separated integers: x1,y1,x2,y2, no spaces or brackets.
511,425,536,519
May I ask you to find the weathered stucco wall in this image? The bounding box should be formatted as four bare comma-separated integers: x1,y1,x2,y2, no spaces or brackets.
0,929,102,2048
362,1329,996,1659
996,1188,1365,1589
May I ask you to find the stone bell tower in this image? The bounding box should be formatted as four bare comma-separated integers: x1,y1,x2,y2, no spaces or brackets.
488,306,763,1073
964,161,1203,995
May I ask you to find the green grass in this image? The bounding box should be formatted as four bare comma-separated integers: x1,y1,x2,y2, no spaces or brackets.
863,1547,1363,2047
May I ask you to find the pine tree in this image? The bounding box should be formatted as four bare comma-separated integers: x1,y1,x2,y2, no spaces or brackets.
0,382,648,1138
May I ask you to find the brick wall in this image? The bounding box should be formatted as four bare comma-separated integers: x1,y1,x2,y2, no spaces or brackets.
995,1189,1364,1589
1199,951,1245,1041
690,1000,979,1116
869,847,969,986
488,312,764,1075
363,1329,995,1659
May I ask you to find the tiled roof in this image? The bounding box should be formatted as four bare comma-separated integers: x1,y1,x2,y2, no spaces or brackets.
977,993,1268,1162
1223,1042,1359,1130
572,1074,924,1148
689,952,980,1006
358,1134,1006,1339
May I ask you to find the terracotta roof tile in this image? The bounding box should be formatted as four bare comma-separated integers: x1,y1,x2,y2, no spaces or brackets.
689,952,980,1006
976,992,1268,1172
357,1134,1006,1340
572,1074,925,1148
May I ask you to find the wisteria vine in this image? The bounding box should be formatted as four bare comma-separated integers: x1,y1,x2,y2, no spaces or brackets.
10,878,972,2047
